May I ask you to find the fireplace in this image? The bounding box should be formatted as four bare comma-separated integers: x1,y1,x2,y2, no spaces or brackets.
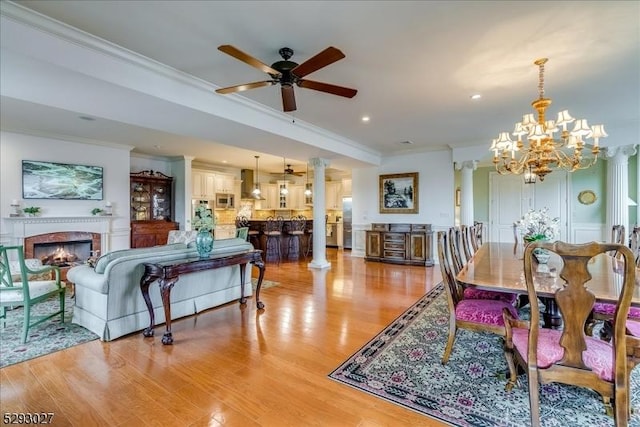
24,231,101,280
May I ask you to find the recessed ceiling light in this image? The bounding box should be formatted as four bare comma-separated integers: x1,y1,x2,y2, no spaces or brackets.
222,160,228,163
470,94,482,100
78,115,95,121
361,116,370,122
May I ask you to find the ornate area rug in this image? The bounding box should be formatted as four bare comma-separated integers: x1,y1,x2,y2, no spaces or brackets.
329,284,640,426
1,294,99,368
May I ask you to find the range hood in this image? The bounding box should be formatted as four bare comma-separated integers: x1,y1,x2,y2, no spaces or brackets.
240,169,265,200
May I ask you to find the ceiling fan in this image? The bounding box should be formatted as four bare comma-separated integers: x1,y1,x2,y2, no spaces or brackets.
215,45,358,112
270,164,305,177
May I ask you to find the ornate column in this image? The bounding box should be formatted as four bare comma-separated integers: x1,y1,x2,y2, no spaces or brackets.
456,161,477,226
605,145,637,240
309,157,331,269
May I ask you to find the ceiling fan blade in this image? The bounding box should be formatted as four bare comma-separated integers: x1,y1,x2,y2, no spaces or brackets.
281,85,297,112
291,46,345,78
218,45,281,76
216,80,275,94
298,79,357,98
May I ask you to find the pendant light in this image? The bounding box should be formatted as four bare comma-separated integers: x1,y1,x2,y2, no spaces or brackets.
280,157,289,195
304,163,312,196
252,155,262,198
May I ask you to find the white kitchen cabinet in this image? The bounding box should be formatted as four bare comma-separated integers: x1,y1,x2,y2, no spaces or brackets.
326,181,343,210
192,170,216,199
214,224,236,240
341,178,352,197
288,184,305,209
256,183,278,210
214,173,235,194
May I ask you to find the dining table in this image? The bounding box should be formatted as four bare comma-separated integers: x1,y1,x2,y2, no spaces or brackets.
456,242,640,328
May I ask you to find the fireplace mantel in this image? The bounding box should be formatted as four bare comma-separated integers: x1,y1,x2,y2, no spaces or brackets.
4,216,114,254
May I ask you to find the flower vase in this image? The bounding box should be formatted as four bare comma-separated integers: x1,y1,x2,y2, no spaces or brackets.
532,247,550,264
195,230,214,258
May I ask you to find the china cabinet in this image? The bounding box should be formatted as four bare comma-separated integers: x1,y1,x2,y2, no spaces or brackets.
130,170,179,248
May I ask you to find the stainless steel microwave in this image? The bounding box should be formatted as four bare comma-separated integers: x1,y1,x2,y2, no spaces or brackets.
215,193,235,209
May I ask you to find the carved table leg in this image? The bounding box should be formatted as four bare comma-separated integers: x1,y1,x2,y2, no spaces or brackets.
159,277,178,345
140,273,158,337
252,257,266,310
239,262,248,305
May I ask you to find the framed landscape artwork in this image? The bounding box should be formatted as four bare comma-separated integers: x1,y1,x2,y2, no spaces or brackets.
379,172,419,214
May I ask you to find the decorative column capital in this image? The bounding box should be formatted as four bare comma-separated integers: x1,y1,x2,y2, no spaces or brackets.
455,160,478,171
604,145,637,162
309,157,330,169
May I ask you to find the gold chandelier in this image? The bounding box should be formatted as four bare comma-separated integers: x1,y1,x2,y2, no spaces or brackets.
490,58,607,182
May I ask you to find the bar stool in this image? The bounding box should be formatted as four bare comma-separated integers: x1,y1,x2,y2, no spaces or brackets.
305,227,313,258
264,216,284,264
287,215,306,259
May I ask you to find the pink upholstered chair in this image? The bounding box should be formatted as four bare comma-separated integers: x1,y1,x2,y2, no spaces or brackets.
502,241,637,426
450,226,517,305
437,231,519,365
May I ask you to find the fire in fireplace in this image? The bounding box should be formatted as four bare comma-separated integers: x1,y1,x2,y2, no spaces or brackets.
34,240,93,267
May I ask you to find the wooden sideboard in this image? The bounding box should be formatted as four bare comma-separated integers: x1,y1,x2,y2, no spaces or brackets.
365,223,434,266
131,220,179,248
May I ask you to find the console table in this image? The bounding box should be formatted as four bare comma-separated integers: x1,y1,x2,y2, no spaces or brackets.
365,223,434,266
140,250,265,345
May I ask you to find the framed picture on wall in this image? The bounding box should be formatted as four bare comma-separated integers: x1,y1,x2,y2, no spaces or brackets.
22,160,103,200
379,172,419,214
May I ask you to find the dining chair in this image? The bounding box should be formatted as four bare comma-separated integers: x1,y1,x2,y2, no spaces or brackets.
470,221,484,252
502,241,637,426
630,226,639,267
447,227,466,274
437,232,519,365
450,227,518,304
460,225,474,261
610,225,626,259
0,245,66,343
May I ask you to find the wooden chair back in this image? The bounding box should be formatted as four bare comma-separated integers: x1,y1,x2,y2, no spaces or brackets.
630,226,640,267
611,224,626,245
470,222,484,252
447,227,465,274
437,231,464,309
520,241,636,425
460,225,474,261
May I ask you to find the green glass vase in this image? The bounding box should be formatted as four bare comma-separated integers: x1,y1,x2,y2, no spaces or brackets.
195,229,214,258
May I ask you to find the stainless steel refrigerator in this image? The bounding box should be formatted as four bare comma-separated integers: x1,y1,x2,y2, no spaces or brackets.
342,197,352,249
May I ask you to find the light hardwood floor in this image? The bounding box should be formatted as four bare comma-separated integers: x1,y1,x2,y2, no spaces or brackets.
0,249,445,426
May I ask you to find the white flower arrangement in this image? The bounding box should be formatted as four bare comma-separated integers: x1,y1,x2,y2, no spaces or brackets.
193,204,215,232
516,207,560,242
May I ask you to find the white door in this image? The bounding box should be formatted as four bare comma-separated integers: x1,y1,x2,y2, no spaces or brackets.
489,172,568,243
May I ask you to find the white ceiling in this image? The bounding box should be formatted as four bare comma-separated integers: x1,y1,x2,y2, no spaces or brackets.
1,1,638,175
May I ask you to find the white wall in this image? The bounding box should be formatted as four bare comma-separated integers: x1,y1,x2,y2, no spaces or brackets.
0,131,132,249
351,149,454,257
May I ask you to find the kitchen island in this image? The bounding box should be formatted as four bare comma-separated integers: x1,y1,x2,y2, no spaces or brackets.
247,219,313,262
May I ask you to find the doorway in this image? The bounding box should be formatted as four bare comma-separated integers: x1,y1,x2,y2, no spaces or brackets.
489,172,569,243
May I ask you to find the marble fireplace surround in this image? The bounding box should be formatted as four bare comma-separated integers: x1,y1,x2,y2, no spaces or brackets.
5,216,113,257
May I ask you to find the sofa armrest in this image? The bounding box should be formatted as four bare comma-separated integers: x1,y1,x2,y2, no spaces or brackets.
66,265,108,293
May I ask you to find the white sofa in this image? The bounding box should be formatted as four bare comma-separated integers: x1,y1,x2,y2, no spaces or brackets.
67,238,254,341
